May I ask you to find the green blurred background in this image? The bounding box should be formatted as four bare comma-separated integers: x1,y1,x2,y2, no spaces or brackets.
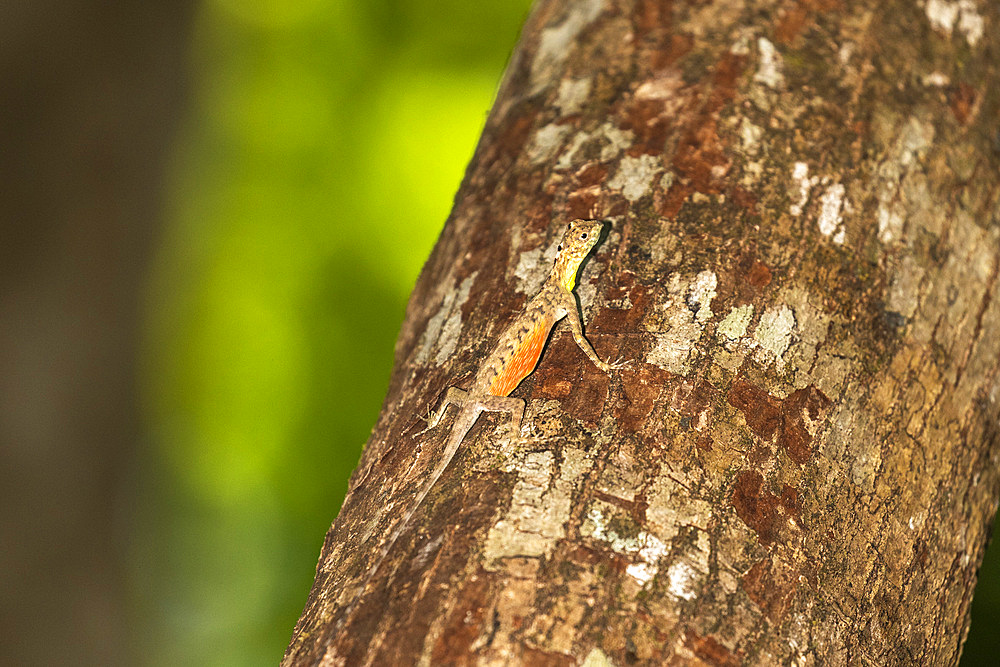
1,0,996,665
136,0,532,664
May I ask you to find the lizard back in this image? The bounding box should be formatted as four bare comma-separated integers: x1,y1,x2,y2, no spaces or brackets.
486,307,557,397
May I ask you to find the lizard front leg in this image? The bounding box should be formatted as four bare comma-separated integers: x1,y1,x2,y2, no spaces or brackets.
565,295,616,374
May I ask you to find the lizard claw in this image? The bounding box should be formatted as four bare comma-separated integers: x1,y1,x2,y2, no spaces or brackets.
612,355,632,369
602,355,630,372
413,409,437,437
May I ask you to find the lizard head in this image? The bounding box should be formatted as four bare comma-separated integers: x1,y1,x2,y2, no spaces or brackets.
553,219,606,291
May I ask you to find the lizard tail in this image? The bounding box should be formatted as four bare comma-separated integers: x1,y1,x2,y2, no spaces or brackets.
333,408,472,632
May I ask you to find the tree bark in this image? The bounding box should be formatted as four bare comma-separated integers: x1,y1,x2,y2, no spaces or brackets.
285,0,1000,664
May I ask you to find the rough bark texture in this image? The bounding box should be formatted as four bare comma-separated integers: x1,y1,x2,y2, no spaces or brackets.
286,0,1000,664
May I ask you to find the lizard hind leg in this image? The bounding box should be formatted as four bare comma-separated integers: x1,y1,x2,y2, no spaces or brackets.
416,386,469,436
476,394,526,440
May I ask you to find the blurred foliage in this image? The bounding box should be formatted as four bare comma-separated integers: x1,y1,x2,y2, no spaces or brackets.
964,544,1000,666
137,0,529,664
135,0,999,664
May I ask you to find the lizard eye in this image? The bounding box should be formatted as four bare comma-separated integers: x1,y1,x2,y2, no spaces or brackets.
580,232,588,239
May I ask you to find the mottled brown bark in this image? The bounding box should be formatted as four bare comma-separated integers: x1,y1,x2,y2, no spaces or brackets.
286,0,1000,664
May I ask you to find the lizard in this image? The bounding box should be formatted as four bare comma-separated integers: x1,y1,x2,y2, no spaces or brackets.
338,218,619,626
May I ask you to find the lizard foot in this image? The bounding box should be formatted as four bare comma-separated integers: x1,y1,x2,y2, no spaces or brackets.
602,355,631,372
413,409,436,437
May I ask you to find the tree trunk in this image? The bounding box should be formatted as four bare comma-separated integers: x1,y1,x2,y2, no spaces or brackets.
285,0,1000,664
